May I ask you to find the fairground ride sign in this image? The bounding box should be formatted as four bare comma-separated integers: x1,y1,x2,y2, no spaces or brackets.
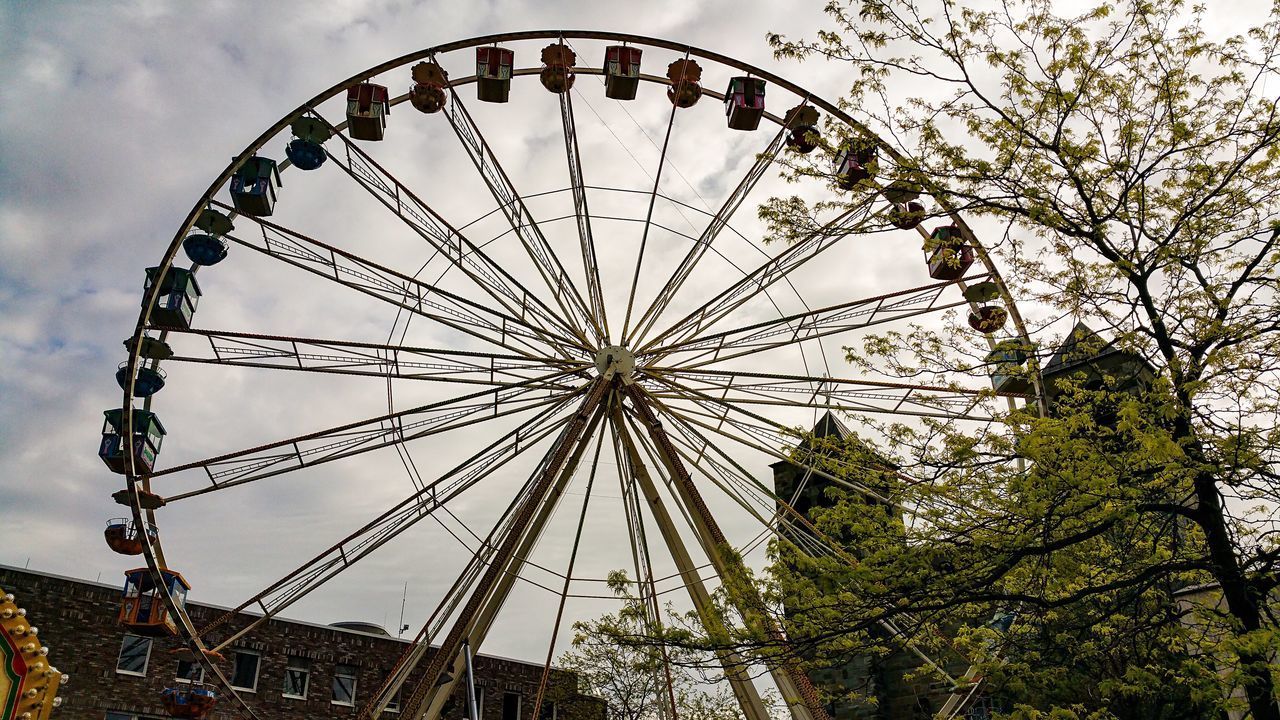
0,587,64,720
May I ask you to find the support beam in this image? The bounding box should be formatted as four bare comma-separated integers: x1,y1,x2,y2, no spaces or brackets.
409,404,607,720
642,276,985,369
392,379,611,720
610,404,774,720
645,366,999,421
636,199,877,356
152,372,578,500
164,327,587,388
198,398,573,648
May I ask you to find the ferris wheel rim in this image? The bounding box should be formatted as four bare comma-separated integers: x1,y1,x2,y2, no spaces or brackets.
114,30,1043,720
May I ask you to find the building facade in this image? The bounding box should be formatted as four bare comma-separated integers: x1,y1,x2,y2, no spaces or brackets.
0,566,603,720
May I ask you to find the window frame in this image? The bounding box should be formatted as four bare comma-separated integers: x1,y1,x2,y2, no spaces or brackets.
282,656,311,700
228,649,261,693
115,634,152,676
383,688,401,714
175,658,205,684
502,691,522,720
331,664,359,707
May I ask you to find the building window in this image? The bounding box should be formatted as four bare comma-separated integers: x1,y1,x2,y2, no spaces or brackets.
176,658,205,683
502,692,521,720
116,634,151,676
384,688,401,714
230,650,260,692
472,687,484,720
538,702,556,720
283,656,310,699
332,664,358,706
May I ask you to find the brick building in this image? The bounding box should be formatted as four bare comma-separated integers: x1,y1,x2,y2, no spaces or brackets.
0,565,603,720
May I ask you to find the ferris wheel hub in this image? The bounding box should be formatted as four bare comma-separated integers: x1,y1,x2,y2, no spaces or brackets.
594,345,636,378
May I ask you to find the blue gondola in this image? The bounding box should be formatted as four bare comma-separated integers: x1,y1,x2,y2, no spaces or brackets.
285,139,325,170
284,116,332,171
116,362,166,397
183,234,228,266
161,685,217,720
986,339,1032,394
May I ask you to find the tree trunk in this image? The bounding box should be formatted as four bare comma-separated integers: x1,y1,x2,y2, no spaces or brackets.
1195,471,1280,720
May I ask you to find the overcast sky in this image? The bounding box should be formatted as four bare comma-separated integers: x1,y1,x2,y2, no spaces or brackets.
2,0,1266,699
0,0,885,664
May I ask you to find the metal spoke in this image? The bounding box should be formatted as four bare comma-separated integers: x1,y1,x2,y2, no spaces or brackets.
646,367,1004,421
635,376,897,507
629,121,790,347
648,406,964,689
644,274,989,369
198,397,576,650
637,198,879,355
318,116,588,356
163,327,589,387
365,427,573,720
531,424,606,718
559,89,610,342
437,61,603,345
211,200,582,361
620,60,684,345
152,371,581,500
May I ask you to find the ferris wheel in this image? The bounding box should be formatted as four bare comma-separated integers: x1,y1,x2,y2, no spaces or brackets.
101,31,1043,720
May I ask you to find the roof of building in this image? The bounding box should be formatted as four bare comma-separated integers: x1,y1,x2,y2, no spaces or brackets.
811,410,854,442
1042,322,1120,376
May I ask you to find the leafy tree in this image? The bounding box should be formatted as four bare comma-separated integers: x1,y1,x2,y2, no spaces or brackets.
557,571,775,720
745,0,1280,717
767,383,1228,719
